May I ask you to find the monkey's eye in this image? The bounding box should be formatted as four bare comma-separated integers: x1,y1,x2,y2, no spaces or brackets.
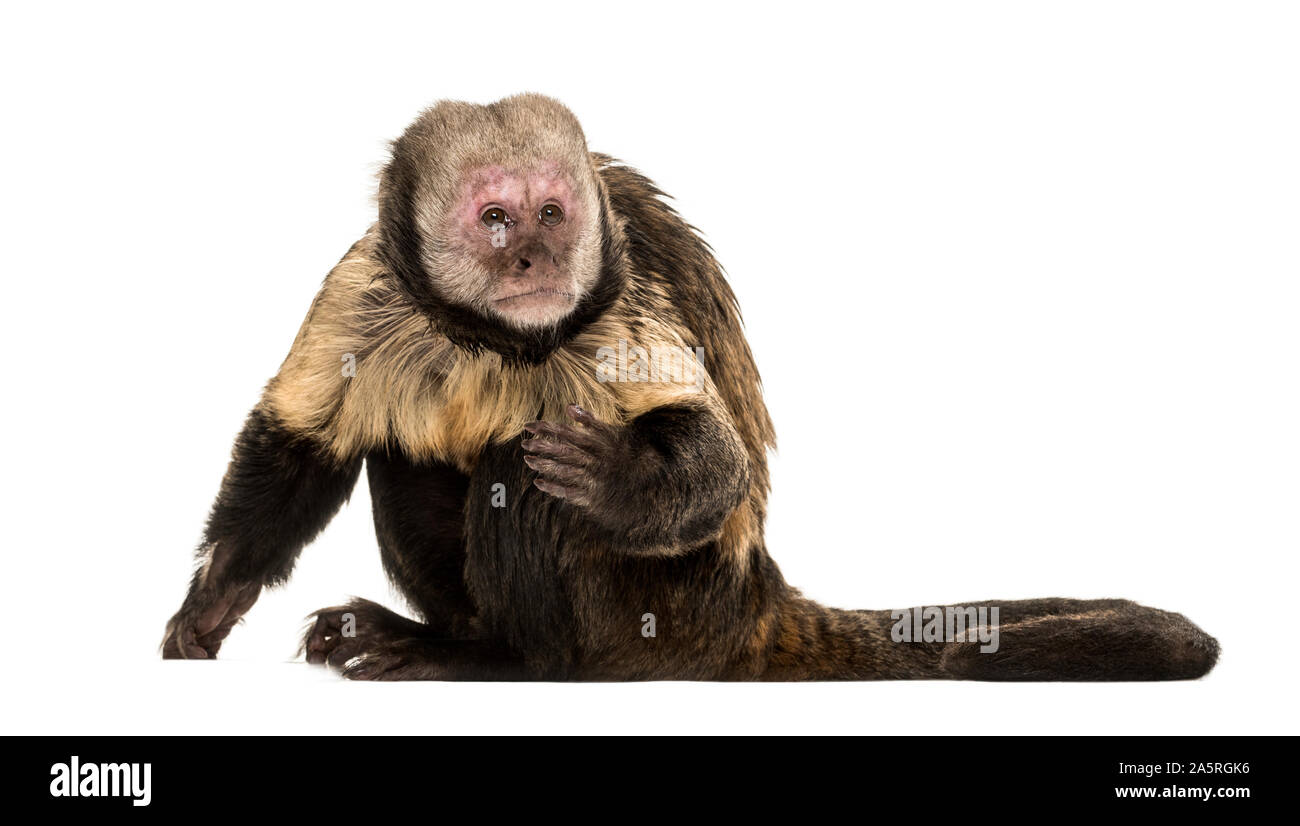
481,207,509,228
539,204,564,226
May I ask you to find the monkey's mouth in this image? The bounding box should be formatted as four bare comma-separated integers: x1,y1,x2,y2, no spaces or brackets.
492,288,577,325
494,288,574,304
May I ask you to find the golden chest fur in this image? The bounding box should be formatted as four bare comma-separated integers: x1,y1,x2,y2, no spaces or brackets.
264,231,708,472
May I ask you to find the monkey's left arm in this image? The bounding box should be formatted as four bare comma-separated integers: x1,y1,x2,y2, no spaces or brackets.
522,401,749,554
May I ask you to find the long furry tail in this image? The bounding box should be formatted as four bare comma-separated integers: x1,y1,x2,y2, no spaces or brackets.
761,597,1219,681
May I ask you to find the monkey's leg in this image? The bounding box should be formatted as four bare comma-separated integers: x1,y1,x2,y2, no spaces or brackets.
523,401,750,554
302,599,528,681
367,452,477,637
161,407,362,659
761,597,1218,681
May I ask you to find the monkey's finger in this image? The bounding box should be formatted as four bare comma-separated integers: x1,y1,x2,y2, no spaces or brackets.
524,455,590,485
533,476,593,507
521,436,592,465
195,624,234,651
195,611,247,652
523,420,576,442
524,420,603,451
565,404,608,431
161,636,189,659
163,625,209,660
563,405,618,443
179,625,210,659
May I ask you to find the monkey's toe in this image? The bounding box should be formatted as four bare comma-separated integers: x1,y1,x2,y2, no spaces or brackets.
340,648,414,680
301,606,352,665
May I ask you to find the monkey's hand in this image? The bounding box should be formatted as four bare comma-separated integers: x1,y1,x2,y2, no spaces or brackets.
160,580,260,659
522,404,657,517
524,402,749,552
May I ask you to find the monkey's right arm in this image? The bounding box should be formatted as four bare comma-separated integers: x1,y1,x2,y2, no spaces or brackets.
161,406,362,658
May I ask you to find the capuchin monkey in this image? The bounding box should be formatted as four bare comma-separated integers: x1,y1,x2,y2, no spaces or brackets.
161,94,1219,681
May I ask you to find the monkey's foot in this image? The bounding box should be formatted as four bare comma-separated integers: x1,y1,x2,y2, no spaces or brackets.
300,598,435,678
302,599,529,681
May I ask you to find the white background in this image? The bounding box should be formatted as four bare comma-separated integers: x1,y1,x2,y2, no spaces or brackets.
1,1,1296,735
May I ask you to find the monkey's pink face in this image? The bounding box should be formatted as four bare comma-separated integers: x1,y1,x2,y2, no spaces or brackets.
448,164,595,329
